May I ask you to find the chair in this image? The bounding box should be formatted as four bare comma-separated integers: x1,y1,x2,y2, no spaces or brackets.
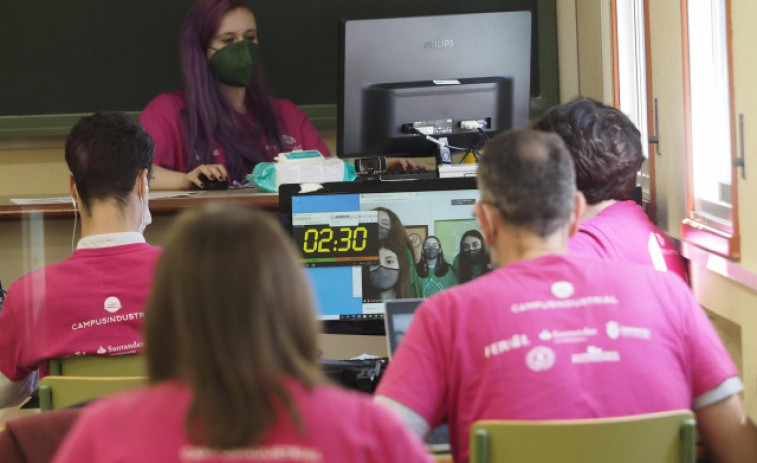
470,410,696,463
48,354,145,377
0,408,80,463
38,376,146,411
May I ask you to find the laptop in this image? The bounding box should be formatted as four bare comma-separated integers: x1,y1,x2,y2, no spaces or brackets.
383,298,450,453
384,298,424,359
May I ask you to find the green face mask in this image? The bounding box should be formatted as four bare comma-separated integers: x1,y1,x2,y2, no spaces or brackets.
208,41,259,87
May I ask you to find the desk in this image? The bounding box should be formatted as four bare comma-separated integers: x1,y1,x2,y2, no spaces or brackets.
0,188,279,221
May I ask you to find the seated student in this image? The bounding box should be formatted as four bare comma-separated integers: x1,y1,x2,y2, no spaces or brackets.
375,129,756,463
0,112,161,408
414,236,458,298
52,204,433,463
531,97,688,281
451,229,490,284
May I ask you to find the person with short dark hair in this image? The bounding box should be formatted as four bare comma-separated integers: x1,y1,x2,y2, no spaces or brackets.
531,97,688,281
375,129,755,463
0,112,162,407
53,204,434,463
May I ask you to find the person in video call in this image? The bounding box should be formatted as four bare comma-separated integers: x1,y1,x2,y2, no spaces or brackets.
376,206,418,286
375,129,757,463
363,241,414,302
141,0,421,190
414,236,458,298
53,204,434,463
531,97,688,282
0,112,161,408
452,229,490,284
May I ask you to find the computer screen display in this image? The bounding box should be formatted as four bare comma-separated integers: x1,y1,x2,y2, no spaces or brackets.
279,178,486,335
338,11,532,160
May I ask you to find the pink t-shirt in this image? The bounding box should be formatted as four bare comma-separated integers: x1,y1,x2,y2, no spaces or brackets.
53,379,434,463
569,201,688,282
0,243,161,380
376,253,738,463
139,91,331,183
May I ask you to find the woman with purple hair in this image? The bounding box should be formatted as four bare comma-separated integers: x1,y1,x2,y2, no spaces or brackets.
140,0,331,190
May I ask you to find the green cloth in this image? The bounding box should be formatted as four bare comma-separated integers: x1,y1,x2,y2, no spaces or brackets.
413,266,458,298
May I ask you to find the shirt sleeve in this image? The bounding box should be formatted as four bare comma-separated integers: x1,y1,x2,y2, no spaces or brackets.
374,297,449,427
365,399,436,463
674,278,741,401
0,282,35,383
0,370,37,408
275,99,332,157
139,93,188,172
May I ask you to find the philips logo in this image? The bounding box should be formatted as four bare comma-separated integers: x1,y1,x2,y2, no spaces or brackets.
424,39,455,49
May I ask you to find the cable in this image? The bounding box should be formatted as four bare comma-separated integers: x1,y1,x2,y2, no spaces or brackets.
71,196,78,253
407,127,468,151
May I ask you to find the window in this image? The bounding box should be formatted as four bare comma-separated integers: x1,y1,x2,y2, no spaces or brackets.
680,0,739,258
613,0,652,204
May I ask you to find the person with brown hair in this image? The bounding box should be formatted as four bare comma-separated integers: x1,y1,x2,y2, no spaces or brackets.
362,241,414,301
53,204,433,463
414,236,458,298
531,97,688,281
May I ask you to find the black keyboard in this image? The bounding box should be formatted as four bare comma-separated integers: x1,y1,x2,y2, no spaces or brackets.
356,171,439,181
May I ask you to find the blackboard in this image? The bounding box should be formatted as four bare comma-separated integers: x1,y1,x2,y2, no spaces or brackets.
0,0,557,136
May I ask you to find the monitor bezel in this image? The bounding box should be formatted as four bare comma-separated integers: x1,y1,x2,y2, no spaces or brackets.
279,177,479,335
337,10,532,159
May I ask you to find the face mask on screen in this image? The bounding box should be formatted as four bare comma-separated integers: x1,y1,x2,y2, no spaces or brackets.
369,266,400,291
423,247,440,259
465,249,483,259
208,41,259,87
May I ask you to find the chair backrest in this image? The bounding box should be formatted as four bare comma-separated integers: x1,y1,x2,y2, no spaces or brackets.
39,376,146,411
470,410,696,463
48,354,145,377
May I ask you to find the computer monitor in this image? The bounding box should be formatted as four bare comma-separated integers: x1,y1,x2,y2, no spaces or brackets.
279,178,483,335
338,11,532,164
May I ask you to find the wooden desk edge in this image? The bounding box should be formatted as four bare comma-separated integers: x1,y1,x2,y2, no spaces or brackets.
0,191,279,221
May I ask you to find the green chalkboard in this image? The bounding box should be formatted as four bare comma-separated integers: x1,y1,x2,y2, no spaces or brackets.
0,0,557,136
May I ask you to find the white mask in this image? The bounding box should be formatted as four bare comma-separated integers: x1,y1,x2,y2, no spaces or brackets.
138,178,152,234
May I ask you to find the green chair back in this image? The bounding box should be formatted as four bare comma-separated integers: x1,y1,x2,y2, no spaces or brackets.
48,354,145,377
470,410,696,463
39,376,146,411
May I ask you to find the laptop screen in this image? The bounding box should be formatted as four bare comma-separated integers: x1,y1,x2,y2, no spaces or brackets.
279,177,482,335
384,298,424,358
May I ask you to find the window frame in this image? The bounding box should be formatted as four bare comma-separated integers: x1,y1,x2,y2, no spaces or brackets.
679,0,740,259
612,0,657,220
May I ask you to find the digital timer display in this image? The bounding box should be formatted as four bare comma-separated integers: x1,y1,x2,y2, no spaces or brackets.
292,221,379,265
